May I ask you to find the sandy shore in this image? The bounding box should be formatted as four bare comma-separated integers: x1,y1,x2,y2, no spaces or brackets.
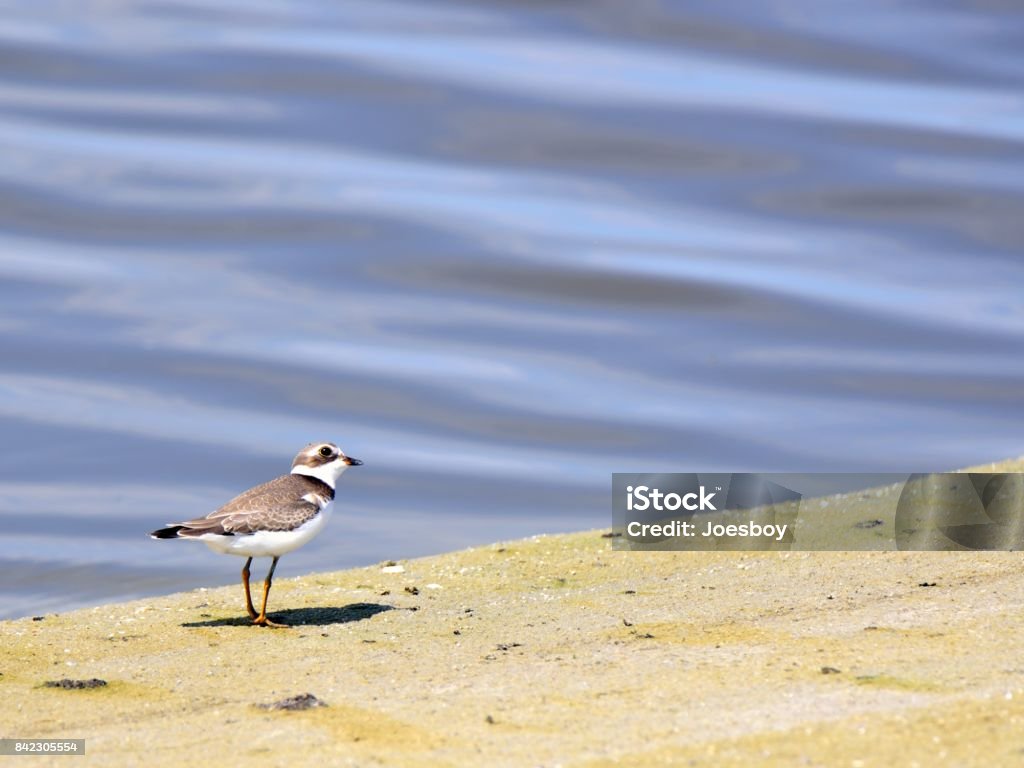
5,463,1024,766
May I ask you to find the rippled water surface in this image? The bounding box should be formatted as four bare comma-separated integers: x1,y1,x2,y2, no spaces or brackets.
2,1,1024,618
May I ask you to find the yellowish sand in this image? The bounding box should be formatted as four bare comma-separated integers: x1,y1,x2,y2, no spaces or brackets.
4,460,1024,766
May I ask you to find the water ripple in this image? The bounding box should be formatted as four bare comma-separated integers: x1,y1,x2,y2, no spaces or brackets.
1,0,1023,617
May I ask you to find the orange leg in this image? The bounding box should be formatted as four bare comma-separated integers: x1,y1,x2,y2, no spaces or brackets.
242,557,257,620
253,556,288,628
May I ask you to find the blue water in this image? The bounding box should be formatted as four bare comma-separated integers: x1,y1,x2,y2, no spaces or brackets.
2,0,1024,619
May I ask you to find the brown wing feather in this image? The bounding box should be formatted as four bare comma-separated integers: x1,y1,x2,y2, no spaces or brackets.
171,475,326,536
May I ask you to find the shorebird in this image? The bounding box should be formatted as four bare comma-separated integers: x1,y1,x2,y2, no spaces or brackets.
150,442,361,627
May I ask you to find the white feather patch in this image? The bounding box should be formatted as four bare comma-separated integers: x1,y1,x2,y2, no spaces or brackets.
291,458,349,489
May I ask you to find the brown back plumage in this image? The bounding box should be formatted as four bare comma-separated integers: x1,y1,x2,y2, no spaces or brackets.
152,474,334,538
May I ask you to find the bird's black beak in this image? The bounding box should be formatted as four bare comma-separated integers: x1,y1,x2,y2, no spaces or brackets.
344,456,363,466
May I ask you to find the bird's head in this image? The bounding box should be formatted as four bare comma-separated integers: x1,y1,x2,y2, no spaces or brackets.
291,442,362,488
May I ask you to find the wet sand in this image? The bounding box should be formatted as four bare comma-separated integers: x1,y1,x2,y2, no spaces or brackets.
4,461,1024,766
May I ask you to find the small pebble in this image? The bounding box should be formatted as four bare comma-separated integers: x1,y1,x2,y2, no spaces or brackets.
44,678,107,690
259,693,325,711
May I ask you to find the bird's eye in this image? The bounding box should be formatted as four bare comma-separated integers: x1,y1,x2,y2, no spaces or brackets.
319,446,333,458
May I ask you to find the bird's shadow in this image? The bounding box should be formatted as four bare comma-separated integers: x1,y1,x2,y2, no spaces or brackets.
181,602,394,628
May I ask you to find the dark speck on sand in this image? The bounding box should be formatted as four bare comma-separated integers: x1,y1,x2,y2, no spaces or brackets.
259,693,326,711
44,678,107,689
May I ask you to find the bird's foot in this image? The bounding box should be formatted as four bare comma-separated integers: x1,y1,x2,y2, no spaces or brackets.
253,615,289,628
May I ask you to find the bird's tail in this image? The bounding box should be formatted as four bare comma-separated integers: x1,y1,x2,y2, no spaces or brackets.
150,525,187,539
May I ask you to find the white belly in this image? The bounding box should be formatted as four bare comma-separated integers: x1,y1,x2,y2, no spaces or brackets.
199,502,332,558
